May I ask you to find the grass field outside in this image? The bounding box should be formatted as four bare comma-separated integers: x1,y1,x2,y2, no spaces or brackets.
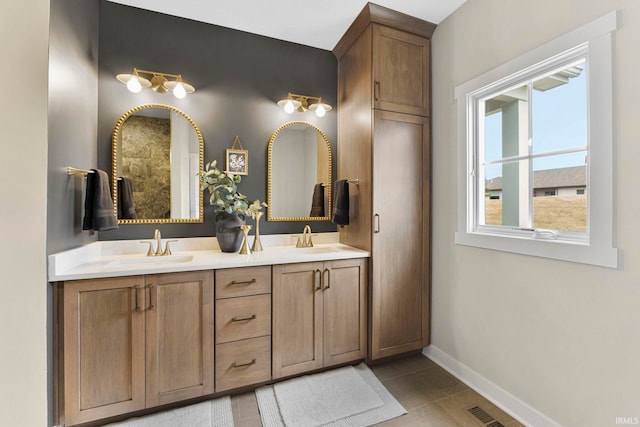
484,195,587,232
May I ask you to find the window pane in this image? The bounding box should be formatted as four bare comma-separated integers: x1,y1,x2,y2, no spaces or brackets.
532,60,587,154
482,159,529,228
483,84,529,162
532,153,587,232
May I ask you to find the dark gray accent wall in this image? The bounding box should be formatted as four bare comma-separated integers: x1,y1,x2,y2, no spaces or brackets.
47,0,100,254
98,1,338,240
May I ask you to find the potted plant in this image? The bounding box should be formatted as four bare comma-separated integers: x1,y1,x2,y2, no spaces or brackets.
199,160,265,252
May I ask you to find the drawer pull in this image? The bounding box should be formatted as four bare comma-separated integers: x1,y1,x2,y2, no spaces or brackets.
231,314,257,322
147,284,155,310
231,359,256,368
230,278,257,286
134,286,141,312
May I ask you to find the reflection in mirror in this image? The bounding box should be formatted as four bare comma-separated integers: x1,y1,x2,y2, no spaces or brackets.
267,121,332,221
112,104,203,224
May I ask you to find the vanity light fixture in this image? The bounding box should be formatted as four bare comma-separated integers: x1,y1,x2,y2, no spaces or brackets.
116,68,195,98
277,93,332,117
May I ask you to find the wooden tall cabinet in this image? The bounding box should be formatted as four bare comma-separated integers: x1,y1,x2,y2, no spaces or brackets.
56,271,214,426
272,258,367,378
333,3,435,360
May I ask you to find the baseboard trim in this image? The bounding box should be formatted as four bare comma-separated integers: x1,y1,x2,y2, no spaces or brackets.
422,345,563,427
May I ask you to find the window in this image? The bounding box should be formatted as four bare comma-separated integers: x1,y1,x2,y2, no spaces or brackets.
455,11,618,268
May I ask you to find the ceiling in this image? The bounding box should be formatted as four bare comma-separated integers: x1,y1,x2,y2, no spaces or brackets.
106,0,467,50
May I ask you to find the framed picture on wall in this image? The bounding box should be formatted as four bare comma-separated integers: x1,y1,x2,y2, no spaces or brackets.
226,148,248,175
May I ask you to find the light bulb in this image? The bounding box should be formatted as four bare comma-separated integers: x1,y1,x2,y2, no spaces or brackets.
284,100,295,114
173,82,187,99
315,105,326,117
126,77,142,93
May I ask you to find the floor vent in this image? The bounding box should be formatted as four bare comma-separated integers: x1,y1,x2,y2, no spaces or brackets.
467,405,505,427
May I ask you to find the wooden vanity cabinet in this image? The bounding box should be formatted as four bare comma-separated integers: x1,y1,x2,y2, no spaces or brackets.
58,276,146,426
145,271,214,407
56,271,214,426
333,4,433,360
272,258,367,379
215,266,272,392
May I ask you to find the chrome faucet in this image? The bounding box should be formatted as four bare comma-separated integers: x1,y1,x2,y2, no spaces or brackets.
140,229,177,256
296,225,314,248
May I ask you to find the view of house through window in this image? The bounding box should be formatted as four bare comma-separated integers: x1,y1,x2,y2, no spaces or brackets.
480,58,588,233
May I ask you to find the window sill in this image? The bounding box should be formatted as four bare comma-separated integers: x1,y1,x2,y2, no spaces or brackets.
454,231,618,268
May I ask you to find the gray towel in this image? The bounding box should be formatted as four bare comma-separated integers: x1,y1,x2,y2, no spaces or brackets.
82,169,118,231
117,177,137,219
309,183,325,217
331,179,349,226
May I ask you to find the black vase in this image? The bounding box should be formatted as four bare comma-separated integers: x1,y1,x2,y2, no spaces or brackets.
215,211,246,253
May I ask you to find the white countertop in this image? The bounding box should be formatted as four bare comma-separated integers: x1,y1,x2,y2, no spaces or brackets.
48,233,369,282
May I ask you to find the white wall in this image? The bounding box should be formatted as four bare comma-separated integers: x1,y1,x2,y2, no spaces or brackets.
0,1,50,425
431,1,640,426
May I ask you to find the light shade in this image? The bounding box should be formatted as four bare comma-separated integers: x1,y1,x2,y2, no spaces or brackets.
164,79,195,96
309,100,332,117
116,72,152,93
277,97,302,114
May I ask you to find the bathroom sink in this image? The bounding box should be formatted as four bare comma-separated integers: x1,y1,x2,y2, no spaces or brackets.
106,254,194,267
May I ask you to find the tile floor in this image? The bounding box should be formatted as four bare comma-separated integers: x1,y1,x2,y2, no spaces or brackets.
231,353,525,426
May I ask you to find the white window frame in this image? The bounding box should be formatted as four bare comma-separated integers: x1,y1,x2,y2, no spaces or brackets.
454,11,619,268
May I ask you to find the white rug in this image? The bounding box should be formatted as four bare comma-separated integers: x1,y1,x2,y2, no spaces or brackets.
104,395,233,427
256,363,407,427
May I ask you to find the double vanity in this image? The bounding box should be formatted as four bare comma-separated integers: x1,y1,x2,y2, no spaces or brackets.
51,3,434,425
51,233,368,426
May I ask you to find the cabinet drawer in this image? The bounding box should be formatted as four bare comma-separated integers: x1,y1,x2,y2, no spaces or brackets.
216,266,271,299
216,336,271,392
216,294,271,343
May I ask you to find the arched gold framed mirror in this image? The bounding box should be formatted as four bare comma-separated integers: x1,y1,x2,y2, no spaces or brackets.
111,104,204,224
267,121,332,221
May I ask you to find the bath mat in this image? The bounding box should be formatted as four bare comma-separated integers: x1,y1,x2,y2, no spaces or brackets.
256,363,407,427
104,395,233,427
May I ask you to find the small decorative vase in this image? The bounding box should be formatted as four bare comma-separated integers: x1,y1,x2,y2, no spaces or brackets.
251,212,264,252
215,211,245,253
239,225,252,255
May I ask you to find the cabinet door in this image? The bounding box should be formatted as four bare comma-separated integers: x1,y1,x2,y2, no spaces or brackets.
373,24,430,116
272,262,324,378
63,276,146,426
323,258,367,366
371,111,430,359
145,271,214,407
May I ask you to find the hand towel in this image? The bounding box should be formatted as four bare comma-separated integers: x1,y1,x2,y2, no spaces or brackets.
309,183,325,217
82,169,118,231
117,177,137,219
331,179,349,226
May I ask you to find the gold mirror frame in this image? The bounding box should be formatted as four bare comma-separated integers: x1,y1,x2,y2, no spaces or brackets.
267,121,332,222
111,103,204,224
